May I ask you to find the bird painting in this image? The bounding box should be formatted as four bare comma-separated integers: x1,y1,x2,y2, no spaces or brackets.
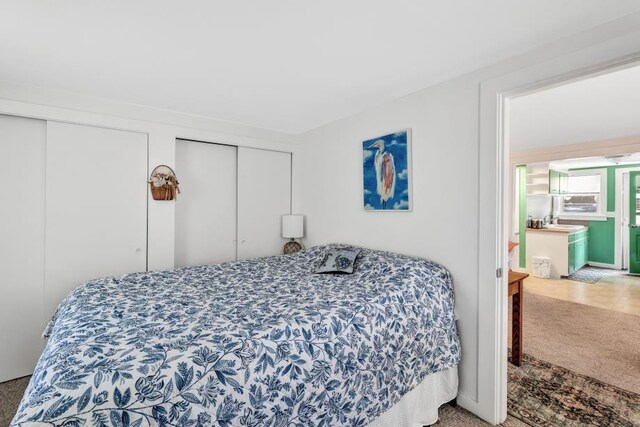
368,139,396,208
363,130,410,211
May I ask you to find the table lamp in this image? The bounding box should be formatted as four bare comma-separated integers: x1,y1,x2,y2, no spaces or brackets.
282,214,304,254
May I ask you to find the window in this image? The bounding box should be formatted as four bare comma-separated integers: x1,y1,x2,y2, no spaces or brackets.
562,194,599,213
559,169,606,219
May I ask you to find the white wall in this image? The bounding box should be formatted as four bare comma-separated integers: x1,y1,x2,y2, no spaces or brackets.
293,13,640,422
527,195,553,219
294,73,482,405
0,85,296,271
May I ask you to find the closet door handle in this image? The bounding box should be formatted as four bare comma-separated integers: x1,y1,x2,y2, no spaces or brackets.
241,240,246,244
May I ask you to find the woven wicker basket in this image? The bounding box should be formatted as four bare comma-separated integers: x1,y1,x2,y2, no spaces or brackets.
149,165,180,201
150,185,175,201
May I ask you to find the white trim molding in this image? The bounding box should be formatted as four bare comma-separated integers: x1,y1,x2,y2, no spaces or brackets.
511,135,640,165
614,166,640,270
588,261,617,269
557,168,608,220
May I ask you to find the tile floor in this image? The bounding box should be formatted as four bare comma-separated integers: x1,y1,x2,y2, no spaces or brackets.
523,272,640,316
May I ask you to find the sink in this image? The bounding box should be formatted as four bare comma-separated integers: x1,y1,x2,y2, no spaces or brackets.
543,224,584,231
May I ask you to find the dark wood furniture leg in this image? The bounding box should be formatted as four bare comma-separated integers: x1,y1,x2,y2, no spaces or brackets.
511,279,523,366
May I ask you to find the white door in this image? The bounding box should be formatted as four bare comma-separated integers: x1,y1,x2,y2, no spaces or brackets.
44,122,148,319
0,115,46,382
237,147,291,260
175,140,237,267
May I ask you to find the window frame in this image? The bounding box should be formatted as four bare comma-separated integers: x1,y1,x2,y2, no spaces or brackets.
558,168,608,221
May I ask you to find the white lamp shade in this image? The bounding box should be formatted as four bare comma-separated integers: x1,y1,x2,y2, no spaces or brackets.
282,214,304,238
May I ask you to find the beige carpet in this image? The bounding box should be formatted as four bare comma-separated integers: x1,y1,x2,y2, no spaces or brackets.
510,291,640,394
436,405,528,426
0,376,30,427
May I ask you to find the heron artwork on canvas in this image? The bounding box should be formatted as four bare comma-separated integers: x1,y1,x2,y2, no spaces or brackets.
363,130,410,211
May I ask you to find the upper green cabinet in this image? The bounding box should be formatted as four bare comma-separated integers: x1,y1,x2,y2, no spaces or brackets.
548,169,568,195
559,171,568,194
549,169,559,194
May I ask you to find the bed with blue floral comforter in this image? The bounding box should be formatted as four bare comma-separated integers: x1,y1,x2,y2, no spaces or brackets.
12,244,460,427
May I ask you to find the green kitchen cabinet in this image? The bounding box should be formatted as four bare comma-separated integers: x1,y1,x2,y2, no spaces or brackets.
548,169,568,195
568,229,589,275
559,171,568,194
549,169,560,194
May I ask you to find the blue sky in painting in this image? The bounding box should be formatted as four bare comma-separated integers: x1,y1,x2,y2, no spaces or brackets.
363,130,409,210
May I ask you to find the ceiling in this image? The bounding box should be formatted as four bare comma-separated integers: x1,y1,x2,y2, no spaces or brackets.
510,64,640,151
2,1,640,134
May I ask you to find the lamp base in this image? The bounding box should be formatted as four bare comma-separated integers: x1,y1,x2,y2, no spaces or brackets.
283,239,303,254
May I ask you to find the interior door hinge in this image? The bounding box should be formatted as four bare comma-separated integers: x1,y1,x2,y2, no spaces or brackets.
496,268,503,278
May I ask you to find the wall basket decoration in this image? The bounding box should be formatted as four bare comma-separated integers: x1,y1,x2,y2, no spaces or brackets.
149,165,180,201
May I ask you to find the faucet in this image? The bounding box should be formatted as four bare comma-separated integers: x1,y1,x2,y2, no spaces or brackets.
543,214,554,226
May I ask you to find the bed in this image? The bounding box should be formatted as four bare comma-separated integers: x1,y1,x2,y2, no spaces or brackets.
11,244,461,427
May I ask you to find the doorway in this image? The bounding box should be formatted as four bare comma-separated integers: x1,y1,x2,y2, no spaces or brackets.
499,62,640,425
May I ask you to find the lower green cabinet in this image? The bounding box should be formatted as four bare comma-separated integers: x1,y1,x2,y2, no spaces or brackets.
568,230,589,275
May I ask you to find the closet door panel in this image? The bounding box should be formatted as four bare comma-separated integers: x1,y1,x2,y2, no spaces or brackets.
0,115,46,382
175,140,237,267
45,122,148,319
237,147,291,260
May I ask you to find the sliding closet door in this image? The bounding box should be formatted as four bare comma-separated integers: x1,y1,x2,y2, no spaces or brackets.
44,122,148,319
175,140,237,267
0,115,46,382
237,147,291,260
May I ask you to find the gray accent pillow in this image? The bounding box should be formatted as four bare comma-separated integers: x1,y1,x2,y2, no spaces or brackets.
315,247,362,274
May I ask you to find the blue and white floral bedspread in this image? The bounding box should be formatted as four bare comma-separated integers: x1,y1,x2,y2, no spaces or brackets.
12,244,460,427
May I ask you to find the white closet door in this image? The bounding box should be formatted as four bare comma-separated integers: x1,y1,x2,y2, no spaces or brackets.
237,147,291,260
0,115,46,382
175,140,237,267
45,122,148,319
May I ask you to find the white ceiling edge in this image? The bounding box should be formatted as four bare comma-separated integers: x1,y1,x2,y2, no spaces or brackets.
297,11,640,139
0,79,297,144
2,10,640,141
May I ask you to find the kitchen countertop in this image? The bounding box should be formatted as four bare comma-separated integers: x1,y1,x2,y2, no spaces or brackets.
526,225,587,234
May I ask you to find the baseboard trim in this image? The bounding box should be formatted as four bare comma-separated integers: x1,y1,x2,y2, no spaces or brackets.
587,262,617,269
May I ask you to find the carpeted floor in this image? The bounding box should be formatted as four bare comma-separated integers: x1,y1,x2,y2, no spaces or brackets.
435,405,527,426
510,291,640,394
0,376,29,427
566,266,626,284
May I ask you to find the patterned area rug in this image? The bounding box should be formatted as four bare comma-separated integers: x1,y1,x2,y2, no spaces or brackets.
565,266,625,284
508,354,640,426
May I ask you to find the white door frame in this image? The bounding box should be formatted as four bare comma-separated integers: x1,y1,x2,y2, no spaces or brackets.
478,36,640,423
616,167,640,270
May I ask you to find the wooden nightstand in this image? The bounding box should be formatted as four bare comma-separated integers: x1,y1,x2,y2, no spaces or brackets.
508,271,528,366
